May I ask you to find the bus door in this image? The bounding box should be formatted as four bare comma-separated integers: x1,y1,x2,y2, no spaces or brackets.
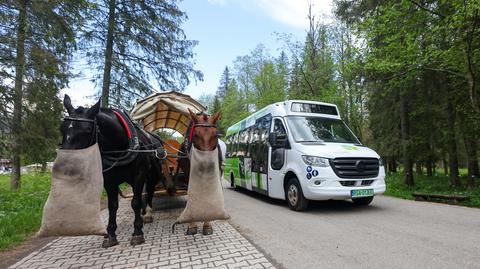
267,117,289,199
251,114,271,195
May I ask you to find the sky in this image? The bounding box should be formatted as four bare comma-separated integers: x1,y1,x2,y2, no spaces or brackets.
62,0,334,106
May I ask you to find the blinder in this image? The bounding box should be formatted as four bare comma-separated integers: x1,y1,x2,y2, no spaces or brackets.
61,116,98,147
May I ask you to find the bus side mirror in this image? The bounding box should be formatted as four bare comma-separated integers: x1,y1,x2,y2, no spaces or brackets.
268,133,277,146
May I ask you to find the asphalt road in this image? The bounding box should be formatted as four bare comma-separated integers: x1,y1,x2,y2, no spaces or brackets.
223,185,480,269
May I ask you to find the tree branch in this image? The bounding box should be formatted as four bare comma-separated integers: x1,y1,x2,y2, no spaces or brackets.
408,0,445,18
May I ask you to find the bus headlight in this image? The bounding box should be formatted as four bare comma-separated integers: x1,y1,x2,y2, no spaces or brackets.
302,155,330,167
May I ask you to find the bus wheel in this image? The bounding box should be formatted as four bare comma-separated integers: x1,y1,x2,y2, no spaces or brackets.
230,173,235,188
286,177,309,211
352,196,374,206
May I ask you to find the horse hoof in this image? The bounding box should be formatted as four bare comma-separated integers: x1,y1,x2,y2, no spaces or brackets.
102,236,119,248
130,235,145,246
202,226,213,236
167,187,177,196
185,226,197,235
143,215,153,223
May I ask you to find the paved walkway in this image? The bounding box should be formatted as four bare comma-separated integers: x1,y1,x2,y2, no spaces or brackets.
9,197,275,269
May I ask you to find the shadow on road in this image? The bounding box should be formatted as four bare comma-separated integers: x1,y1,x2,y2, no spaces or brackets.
226,186,386,215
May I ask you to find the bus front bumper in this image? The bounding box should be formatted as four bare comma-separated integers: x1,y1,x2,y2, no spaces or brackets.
303,178,386,200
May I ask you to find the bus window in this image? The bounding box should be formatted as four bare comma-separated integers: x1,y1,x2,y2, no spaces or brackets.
226,135,233,157
257,114,272,174
232,132,239,157
272,118,288,147
271,119,287,170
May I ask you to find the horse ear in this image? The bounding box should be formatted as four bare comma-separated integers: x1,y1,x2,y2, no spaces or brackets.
86,98,101,118
187,108,198,122
63,94,74,115
211,111,221,124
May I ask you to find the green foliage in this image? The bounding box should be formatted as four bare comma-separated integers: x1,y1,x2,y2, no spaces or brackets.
22,80,63,166
0,173,51,251
82,0,202,107
0,0,88,188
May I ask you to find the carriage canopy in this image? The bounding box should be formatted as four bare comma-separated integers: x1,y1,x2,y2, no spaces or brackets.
130,91,206,135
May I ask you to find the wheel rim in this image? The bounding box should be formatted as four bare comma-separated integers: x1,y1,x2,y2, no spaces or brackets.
287,184,298,206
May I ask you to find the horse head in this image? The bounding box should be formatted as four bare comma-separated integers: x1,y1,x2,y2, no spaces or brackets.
60,94,101,149
187,109,221,151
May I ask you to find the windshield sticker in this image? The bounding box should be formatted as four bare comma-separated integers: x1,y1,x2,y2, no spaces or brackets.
341,145,359,151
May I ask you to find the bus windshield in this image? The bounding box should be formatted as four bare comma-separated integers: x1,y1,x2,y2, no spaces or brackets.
286,116,360,144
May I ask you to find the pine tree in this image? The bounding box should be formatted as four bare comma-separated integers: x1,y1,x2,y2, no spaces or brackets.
82,0,203,108
0,0,84,189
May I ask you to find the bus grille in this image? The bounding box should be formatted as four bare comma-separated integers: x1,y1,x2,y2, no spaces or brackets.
330,158,379,179
339,180,374,187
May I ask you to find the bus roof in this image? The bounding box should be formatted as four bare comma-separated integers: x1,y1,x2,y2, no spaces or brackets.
225,100,340,136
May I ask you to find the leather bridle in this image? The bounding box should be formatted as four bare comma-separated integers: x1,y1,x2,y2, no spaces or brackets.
188,122,219,151
61,116,98,147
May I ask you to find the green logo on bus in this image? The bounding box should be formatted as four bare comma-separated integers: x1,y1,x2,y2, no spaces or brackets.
342,145,359,151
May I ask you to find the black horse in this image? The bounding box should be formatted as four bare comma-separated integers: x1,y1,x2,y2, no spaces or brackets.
60,95,167,248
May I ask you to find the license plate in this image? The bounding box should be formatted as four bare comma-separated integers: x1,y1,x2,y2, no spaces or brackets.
351,189,374,198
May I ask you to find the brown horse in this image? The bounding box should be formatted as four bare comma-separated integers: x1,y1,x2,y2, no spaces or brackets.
180,108,221,235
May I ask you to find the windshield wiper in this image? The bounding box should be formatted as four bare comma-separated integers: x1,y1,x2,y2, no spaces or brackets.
299,140,325,144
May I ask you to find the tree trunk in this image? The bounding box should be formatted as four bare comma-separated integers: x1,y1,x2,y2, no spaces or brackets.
426,157,433,177
464,134,478,188
446,100,460,187
416,161,422,175
400,92,414,186
443,157,448,176
10,0,28,190
101,0,116,108
391,157,397,173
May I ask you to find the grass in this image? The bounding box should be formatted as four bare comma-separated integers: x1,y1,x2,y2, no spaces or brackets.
0,172,51,252
384,170,480,208
0,172,132,252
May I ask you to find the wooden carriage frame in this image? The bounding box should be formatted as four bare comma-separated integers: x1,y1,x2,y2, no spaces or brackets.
130,91,207,196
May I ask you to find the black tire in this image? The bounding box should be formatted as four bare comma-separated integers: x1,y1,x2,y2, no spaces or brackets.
352,196,374,206
285,177,309,211
230,173,235,188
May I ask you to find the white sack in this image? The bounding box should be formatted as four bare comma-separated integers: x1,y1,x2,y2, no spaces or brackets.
175,146,229,224
38,143,106,237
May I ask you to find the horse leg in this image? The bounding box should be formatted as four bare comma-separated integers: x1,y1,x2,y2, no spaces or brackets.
142,171,156,224
102,184,119,248
130,176,146,246
160,161,176,195
202,221,213,235
186,222,198,235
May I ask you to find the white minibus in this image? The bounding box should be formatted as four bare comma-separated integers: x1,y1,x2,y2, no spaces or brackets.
224,100,386,211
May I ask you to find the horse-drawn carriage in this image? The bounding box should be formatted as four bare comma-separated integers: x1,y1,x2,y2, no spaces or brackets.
45,91,225,247
130,91,207,196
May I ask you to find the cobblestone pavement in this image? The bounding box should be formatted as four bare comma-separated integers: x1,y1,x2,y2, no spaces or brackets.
9,197,275,269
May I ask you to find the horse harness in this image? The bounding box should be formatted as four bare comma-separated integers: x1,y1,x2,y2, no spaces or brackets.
184,121,223,169
63,109,168,173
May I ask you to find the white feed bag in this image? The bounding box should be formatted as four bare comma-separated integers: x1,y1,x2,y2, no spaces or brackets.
175,146,229,225
38,143,106,237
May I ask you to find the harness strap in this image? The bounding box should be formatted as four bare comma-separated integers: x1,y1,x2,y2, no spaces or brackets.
112,110,132,139
188,122,195,142
101,109,140,168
